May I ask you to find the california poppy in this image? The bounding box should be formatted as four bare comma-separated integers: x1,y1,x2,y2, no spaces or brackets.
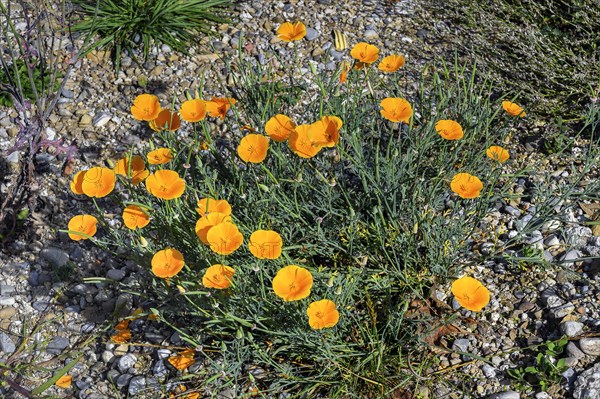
55,375,72,389
276,22,307,42
307,116,342,147
67,214,97,241
202,264,235,289
378,54,405,72
307,299,340,329
147,148,173,165
114,155,149,185
502,101,526,117
265,114,296,142
288,124,322,158
151,248,185,278
145,170,185,200
81,167,116,198
206,222,244,255
248,230,283,259
272,265,313,301
122,205,150,230
180,99,206,123
380,98,413,124
205,97,237,119
168,348,195,370
114,319,130,331
350,42,379,64
70,170,86,194
435,120,464,140
150,109,181,132
195,212,232,244
451,276,490,312
450,173,484,199
339,61,351,83
486,146,510,163
196,198,232,217
131,94,161,121
237,134,269,163
110,329,131,343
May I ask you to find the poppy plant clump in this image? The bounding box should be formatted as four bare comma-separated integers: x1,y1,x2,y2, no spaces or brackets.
451,276,490,312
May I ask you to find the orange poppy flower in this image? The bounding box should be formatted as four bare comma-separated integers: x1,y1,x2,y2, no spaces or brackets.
272,265,313,301
55,375,72,389
151,248,185,278
339,61,351,83
114,319,130,330
248,230,283,259
237,134,269,163
288,124,322,158
81,167,116,198
265,114,296,142
202,264,235,289
380,98,413,124
450,173,484,199
145,170,185,200
70,170,86,194
185,393,200,399
350,42,379,64
180,99,206,123
451,276,490,312
67,214,97,241
378,54,405,72
150,109,181,132
206,222,244,255
307,299,340,329
486,146,510,163
435,120,464,140
131,94,161,121
147,148,173,165
502,101,526,117
276,22,306,42
168,348,195,370
122,205,150,230
195,212,232,244
111,329,131,343
114,155,150,185
307,116,343,147
196,198,232,217
205,97,237,119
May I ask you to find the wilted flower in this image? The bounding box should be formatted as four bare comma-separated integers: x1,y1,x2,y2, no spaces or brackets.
288,124,322,158
114,155,149,185
486,146,510,163
55,375,72,389
205,97,237,119
339,61,351,83
147,148,173,165
380,98,413,124
265,114,296,142
150,109,181,131
70,170,86,195
502,101,526,117
131,94,161,121
237,134,269,163
451,276,490,312
272,265,313,301
276,22,307,42
110,329,131,343
180,99,206,123
168,348,195,370
81,167,116,198
450,173,483,199
195,212,232,244
248,230,283,259
151,248,185,278
122,205,150,230
196,198,232,217
378,54,405,72
206,222,244,255
202,264,235,289
145,170,185,200
307,116,343,147
435,120,464,140
307,299,340,329
350,42,379,64
67,215,97,241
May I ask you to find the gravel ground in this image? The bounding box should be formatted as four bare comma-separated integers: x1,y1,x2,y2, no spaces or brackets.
1,0,599,398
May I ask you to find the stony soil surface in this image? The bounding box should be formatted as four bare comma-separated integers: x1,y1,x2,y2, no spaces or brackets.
1,0,599,398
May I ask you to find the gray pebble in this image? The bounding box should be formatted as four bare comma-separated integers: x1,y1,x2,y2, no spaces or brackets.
561,321,584,337
452,338,469,353
157,348,171,359
482,364,497,379
115,373,132,388
573,362,600,399
46,336,70,354
545,295,564,309
567,342,586,359
504,206,521,217
128,376,146,396
305,28,319,41
107,369,120,384
117,353,137,373
0,332,16,353
153,360,168,380
106,269,126,281
364,29,377,39
485,391,520,399
0,297,15,306
0,284,15,296
560,249,581,266
579,338,600,356
544,235,560,247
93,112,111,127
40,247,69,267
549,303,575,319
102,350,115,363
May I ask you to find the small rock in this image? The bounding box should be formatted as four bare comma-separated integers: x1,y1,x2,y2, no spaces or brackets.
549,303,575,319
544,235,560,247
102,350,115,363
566,342,586,359
153,360,168,380
579,338,600,356
128,376,146,396
485,391,520,399
40,247,69,268
0,332,16,353
107,369,120,384
535,392,552,399
482,364,497,379
573,362,600,399
545,295,564,309
0,307,17,319
0,297,15,306
114,344,128,356
79,114,92,126
560,321,583,337
560,249,581,266
93,112,111,127
157,348,171,359
305,28,319,41
106,269,126,281
117,353,137,373
46,336,70,354
116,373,132,388
364,29,378,39
452,338,469,353
504,206,521,217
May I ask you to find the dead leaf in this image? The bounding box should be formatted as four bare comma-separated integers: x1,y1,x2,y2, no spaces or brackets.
422,323,468,347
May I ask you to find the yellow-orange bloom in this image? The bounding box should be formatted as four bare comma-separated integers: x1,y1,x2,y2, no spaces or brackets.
122,205,150,230
486,146,510,163
248,230,283,259
150,109,181,132
350,42,379,64
110,329,131,343
502,101,526,117
206,222,244,255
307,299,340,329
380,98,413,124
307,116,342,147
81,167,116,198
147,148,173,165
451,276,490,312
67,215,97,241
196,198,232,217
272,265,313,301
70,170,86,194
180,99,206,123
237,134,269,163
435,120,464,140
131,94,161,121
55,375,72,389
151,248,185,278
114,155,149,185
202,264,235,289
195,212,232,244
450,173,483,199
114,319,130,330
265,114,296,142
378,54,405,72
339,61,351,83
145,170,185,200
276,22,306,42
168,348,195,370
288,124,322,158
205,97,237,119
